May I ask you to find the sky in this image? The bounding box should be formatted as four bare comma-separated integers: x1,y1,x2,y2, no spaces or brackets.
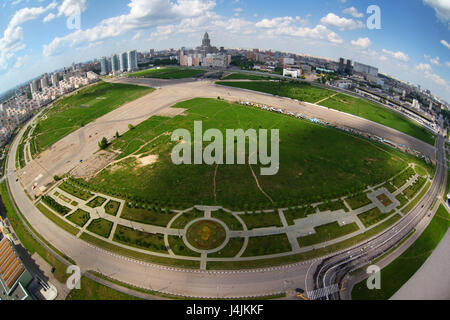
0,0,449,101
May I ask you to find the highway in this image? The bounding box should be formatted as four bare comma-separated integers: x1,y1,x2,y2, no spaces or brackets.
4,78,446,299
312,131,446,300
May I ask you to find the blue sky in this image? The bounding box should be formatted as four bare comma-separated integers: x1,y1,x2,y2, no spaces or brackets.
0,0,449,101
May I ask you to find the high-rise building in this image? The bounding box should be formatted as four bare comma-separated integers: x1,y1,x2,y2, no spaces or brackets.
51,74,59,87
100,56,109,75
40,76,48,89
30,80,39,94
120,52,128,72
345,59,353,75
338,58,345,74
353,62,378,76
127,50,138,72
111,54,120,72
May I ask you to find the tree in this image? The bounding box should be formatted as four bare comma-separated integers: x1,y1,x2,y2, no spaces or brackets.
115,131,120,138
98,137,108,150
128,124,135,130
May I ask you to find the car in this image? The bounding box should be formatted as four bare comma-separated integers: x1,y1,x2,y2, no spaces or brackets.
295,288,305,294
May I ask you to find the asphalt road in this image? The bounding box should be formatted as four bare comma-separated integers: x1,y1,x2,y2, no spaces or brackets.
313,132,446,300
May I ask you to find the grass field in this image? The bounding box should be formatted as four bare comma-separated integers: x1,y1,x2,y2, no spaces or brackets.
32,81,153,151
84,97,420,209
104,200,120,216
211,210,243,230
242,234,292,257
67,209,90,227
357,207,394,228
36,202,79,235
113,225,167,253
129,67,206,79
120,205,177,227
221,73,278,80
208,238,244,258
66,276,141,300
86,218,113,238
345,193,372,210
283,207,314,225
216,81,435,145
86,196,107,208
297,221,359,247
239,211,282,229
352,205,450,300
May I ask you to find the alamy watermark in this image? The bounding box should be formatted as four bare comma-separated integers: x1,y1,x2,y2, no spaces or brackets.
66,265,81,290
366,5,381,30
66,4,82,30
171,121,280,176
366,265,381,290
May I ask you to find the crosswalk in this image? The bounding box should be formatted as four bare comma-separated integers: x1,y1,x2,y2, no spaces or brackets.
307,283,340,300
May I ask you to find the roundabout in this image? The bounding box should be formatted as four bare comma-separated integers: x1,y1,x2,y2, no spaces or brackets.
184,219,228,253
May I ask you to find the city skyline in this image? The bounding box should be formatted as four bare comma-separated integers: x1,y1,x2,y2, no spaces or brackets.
0,0,449,101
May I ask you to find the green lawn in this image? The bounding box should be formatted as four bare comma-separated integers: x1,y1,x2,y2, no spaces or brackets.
345,193,372,210
208,238,245,258
239,211,282,230
242,234,292,257
36,202,79,235
318,199,348,212
283,207,314,226
297,221,359,247
80,232,199,268
168,235,201,257
170,209,204,229
59,181,93,201
104,200,120,216
221,73,278,80
32,81,153,151
392,167,415,188
120,205,178,227
67,209,91,227
352,205,450,300
113,225,167,253
85,98,415,209
86,196,107,208
211,210,243,230
129,67,206,79
66,276,141,300
86,218,113,238
216,81,435,145
357,207,394,228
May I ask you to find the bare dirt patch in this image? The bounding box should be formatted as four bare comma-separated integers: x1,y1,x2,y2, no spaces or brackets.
71,150,118,178
136,155,158,167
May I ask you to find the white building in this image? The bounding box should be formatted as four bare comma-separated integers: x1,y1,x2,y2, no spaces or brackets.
354,62,378,76
127,50,138,72
283,67,301,78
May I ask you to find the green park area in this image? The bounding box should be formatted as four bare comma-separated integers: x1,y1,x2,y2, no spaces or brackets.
32,81,153,151
216,81,435,145
82,97,426,210
297,221,360,247
352,205,450,300
221,73,279,80
129,67,206,79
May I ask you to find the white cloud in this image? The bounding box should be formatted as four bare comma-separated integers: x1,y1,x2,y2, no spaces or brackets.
255,16,308,28
415,62,449,89
0,2,57,70
425,54,440,65
382,49,410,62
57,0,87,18
445,61,450,67
423,0,450,27
43,0,216,56
320,13,364,30
342,7,364,18
441,39,450,49
351,37,371,49
233,7,243,13
43,12,56,23
416,63,432,72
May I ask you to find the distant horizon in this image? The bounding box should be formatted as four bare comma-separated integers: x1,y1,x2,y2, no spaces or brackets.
1,0,449,101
